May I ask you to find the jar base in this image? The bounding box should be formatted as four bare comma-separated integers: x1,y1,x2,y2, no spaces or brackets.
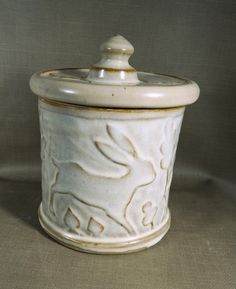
38,203,171,254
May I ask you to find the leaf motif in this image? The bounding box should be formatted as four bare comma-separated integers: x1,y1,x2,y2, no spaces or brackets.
87,217,104,236
107,125,136,157
64,208,80,230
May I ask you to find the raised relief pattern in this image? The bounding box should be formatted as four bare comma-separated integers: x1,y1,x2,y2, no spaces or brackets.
40,108,182,239
87,217,104,236
49,124,156,236
142,201,157,228
64,208,80,232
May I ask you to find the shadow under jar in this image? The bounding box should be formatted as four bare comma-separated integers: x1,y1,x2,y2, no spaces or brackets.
30,35,199,254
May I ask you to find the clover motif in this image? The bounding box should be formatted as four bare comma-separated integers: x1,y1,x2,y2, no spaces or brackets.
142,201,157,227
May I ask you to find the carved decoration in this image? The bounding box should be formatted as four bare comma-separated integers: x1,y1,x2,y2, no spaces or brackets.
64,208,80,232
158,118,183,223
87,217,104,236
39,107,183,238
142,201,157,227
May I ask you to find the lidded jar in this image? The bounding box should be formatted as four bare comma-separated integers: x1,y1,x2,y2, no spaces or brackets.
30,35,199,254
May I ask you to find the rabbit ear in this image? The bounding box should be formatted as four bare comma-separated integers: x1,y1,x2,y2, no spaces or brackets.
95,141,128,166
106,125,136,157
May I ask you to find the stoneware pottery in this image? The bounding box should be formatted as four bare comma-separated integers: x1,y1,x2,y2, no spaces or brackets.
30,35,200,254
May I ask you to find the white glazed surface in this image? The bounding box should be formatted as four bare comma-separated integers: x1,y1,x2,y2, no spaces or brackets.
86,35,140,85
30,35,199,108
39,98,184,253
30,69,199,108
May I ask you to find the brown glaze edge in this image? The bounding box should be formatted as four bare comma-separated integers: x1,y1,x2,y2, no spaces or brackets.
102,47,133,55
91,66,136,73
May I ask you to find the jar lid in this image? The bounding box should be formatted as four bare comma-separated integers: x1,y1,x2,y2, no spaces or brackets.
30,35,199,108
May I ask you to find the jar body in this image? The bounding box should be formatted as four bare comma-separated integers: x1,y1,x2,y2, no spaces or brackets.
38,97,184,253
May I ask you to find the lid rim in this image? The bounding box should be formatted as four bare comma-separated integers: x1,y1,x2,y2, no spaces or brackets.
30,69,199,109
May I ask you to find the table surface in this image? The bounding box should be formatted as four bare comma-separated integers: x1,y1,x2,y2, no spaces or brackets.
0,178,235,289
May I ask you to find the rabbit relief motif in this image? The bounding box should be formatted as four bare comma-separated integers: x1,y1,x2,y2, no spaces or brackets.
124,116,183,234
48,124,156,237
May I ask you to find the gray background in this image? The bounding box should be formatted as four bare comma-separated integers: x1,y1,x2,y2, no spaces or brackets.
0,0,235,289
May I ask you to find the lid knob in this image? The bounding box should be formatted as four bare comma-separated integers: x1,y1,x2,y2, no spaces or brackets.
86,35,140,85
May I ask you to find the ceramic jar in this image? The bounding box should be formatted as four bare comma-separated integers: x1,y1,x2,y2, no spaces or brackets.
30,35,199,254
